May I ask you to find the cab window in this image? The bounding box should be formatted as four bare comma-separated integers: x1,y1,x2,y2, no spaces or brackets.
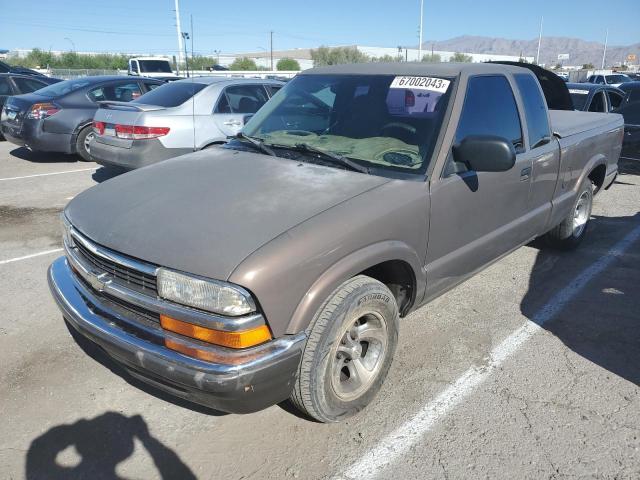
514,74,550,149
455,75,523,148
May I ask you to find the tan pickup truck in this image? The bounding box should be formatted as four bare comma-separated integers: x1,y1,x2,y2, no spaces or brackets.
49,62,623,422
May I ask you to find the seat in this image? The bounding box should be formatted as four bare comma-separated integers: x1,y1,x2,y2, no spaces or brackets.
238,96,260,113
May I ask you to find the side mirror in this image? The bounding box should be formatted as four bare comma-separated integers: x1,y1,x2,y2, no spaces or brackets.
243,114,254,124
452,135,516,173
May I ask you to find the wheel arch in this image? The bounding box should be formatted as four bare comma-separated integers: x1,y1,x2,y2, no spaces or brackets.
285,241,425,335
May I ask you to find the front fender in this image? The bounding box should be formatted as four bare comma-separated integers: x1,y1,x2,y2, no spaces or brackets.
285,241,425,335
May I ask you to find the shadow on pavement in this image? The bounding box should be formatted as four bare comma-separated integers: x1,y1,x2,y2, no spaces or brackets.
521,213,640,387
25,412,197,480
9,146,82,164
65,320,228,417
92,166,127,183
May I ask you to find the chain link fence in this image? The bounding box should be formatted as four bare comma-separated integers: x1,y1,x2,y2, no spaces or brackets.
48,69,125,79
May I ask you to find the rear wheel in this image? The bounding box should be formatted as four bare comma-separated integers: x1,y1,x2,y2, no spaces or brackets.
290,275,399,423
544,177,593,249
75,126,94,162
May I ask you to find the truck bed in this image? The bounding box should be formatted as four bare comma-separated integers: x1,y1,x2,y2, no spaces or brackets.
549,110,622,138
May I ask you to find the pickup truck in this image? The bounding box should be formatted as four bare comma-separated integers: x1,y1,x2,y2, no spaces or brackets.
48,63,623,423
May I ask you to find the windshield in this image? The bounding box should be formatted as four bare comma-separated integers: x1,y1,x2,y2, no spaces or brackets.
607,75,631,84
138,60,173,73
568,88,590,110
242,74,454,177
133,81,207,107
33,78,92,97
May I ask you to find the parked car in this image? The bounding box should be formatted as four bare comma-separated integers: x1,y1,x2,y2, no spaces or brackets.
0,73,61,139
586,73,633,88
89,77,283,169
567,83,626,112
615,82,640,160
0,76,164,160
49,63,622,422
0,60,46,77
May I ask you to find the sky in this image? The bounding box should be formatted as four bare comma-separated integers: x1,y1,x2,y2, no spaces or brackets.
1,0,638,56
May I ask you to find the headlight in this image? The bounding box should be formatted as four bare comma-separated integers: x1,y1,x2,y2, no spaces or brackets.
157,268,255,316
61,214,75,248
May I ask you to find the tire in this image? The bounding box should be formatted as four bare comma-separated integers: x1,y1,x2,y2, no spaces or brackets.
544,177,593,250
290,275,399,423
75,126,94,162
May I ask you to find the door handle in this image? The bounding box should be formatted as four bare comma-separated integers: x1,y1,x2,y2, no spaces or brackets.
520,167,531,181
223,120,242,126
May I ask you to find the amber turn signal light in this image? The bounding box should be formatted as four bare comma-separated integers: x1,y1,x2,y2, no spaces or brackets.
160,315,272,349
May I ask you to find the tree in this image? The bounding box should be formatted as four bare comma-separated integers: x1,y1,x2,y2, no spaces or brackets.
229,57,257,71
276,58,300,71
582,63,595,70
421,53,441,63
553,63,563,70
449,52,473,63
310,46,369,66
616,64,628,71
373,54,402,62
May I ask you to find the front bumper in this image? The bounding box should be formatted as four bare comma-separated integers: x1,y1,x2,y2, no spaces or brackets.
1,118,74,153
90,137,192,169
48,256,305,413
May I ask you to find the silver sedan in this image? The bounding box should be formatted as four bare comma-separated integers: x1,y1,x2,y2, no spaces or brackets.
89,77,284,169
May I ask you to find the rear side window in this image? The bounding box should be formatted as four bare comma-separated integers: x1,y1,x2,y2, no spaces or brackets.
216,85,269,114
88,82,142,102
133,81,207,107
588,91,606,112
514,74,550,149
455,75,523,149
13,77,47,94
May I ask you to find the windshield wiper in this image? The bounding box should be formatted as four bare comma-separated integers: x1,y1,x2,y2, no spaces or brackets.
290,143,370,174
234,132,275,157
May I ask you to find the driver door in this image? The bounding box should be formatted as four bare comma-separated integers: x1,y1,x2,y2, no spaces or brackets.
425,75,533,299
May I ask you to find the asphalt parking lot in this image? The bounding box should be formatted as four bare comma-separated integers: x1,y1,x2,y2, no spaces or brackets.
1,141,639,480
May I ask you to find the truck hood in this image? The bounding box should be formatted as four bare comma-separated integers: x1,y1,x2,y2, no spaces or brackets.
66,148,390,280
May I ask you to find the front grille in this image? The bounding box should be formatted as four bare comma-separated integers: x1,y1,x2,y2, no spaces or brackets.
74,239,158,295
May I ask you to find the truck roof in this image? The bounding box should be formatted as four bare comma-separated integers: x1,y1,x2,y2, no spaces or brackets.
302,62,531,77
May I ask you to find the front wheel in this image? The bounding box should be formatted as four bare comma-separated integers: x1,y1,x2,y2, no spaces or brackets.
75,126,94,162
290,275,399,423
544,177,593,250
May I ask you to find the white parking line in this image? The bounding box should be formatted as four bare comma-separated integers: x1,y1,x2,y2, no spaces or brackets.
0,168,95,182
339,223,640,480
0,248,63,266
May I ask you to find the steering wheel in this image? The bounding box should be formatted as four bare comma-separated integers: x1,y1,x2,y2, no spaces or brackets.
380,122,416,136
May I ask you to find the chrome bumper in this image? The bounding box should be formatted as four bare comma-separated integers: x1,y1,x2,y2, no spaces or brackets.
48,257,306,413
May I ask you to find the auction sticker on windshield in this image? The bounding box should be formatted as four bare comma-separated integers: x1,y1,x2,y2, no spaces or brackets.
390,76,451,93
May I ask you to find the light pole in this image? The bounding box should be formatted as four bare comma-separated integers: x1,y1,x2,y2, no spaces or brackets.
535,16,543,65
213,49,221,66
601,29,609,69
418,0,424,61
64,37,75,52
174,0,184,75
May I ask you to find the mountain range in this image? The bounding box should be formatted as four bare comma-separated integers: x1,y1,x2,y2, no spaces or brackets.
421,35,639,67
